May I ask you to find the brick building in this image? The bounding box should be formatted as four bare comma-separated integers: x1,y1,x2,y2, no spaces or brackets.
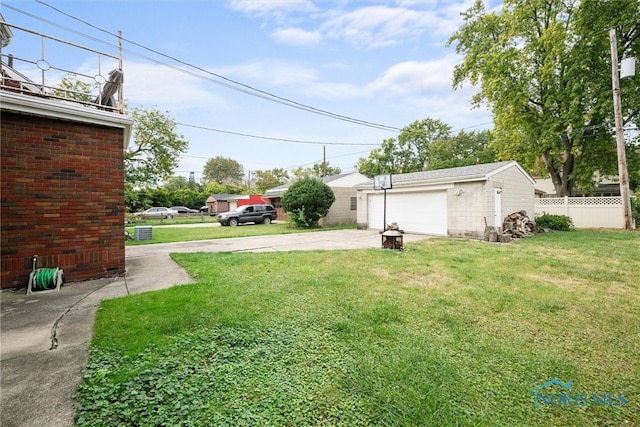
1,91,132,289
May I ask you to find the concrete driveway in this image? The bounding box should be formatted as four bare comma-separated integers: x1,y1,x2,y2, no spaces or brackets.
1,229,432,427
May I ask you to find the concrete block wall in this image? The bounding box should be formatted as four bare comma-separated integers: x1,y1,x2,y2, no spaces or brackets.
1,112,126,289
447,182,487,238
489,166,535,220
355,191,369,229
319,187,357,226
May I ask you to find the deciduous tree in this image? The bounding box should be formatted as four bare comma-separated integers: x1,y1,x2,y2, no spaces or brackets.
291,162,342,181
356,118,452,176
202,156,245,185
52,75,97,103
125,108,189,187
355,138,401,177
428,130,495,170
253,168,290,194
396,118,452,172
449,0,640,195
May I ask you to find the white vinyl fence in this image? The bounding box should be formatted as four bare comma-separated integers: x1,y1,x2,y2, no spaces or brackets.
535,196,623,229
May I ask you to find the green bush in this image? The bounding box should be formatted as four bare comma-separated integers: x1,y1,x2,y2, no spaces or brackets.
535,212,574,231
281,178,335,228
631,194,640,226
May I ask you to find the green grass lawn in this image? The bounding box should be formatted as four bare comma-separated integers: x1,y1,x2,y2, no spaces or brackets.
76,230,639,426
126,214,219,227
125,222,355,245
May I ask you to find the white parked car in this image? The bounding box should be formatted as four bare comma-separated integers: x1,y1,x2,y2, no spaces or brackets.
133,207,178,220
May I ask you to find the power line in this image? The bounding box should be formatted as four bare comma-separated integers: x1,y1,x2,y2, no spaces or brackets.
24,0,402,132
5,2,501,144
175,122,380,146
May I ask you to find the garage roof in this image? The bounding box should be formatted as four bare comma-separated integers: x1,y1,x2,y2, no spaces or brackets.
357,161,535,188
264,172,368,198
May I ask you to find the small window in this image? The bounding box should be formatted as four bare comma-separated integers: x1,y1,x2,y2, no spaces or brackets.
255,205,265,212
350,197,357,210
245,206,254,213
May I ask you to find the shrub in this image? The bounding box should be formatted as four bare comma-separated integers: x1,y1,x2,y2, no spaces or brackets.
631,194,640,227
281,178,335,228
535,212,574,231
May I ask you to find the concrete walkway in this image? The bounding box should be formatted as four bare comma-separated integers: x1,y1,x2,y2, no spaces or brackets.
0,229,431,426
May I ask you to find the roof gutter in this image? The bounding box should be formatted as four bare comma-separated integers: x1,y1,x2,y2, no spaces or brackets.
0,91,132,149
355,173,488,190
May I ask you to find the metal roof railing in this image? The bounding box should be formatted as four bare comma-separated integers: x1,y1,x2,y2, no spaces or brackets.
0,21,124,114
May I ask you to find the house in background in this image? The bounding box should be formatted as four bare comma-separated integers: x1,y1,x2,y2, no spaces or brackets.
356,161,535,238
263,172,369,225
1,18,131,289
534,175,622,197
204,194,266,214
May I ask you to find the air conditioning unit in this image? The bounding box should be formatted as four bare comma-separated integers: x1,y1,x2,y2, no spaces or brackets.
134,226,153,241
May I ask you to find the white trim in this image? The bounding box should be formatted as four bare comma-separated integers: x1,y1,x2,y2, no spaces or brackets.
0,91,132,149
359,183,454,196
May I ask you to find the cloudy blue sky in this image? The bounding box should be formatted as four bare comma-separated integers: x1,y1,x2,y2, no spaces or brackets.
2,0,498,182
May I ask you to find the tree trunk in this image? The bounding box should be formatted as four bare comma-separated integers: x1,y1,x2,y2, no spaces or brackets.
543,147,574,196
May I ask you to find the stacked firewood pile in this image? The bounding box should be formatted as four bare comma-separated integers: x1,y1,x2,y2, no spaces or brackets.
484,211,538,243
502,211,536,237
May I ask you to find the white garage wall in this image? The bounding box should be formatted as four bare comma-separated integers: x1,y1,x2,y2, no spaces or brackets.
490,166,536,220
319,187,358,226
356,162,535,238
447,182,488,238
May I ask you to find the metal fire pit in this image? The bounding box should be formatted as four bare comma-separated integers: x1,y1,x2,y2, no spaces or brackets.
381,229,404,250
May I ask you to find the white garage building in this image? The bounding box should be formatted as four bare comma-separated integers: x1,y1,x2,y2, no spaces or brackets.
356,161,535,238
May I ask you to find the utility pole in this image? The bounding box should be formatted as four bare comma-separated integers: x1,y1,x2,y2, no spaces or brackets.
609,29,635,230
322,145,327,177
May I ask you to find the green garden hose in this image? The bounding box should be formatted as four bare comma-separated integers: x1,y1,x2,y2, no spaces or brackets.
34,268,58,290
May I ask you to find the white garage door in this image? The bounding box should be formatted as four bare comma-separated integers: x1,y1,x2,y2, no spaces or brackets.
368,191,447,235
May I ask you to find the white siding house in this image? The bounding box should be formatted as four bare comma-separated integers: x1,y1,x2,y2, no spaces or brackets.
356,161,535,238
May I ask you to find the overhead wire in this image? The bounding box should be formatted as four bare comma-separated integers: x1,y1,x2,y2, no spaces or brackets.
8,2,633,152
175,123,380,146
25,0,402,132
18,2,621,174
4,2,500,151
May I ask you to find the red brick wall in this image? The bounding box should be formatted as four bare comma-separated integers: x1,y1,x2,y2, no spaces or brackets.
1,112,126,289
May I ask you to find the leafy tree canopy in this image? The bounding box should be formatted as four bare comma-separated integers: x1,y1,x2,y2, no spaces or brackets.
291,162,342,181
125,185,208,213
202,181,245,196
202,156,245,185
355,137,401,177
311,162,342,178
429,129,496,170
253,168,290,194
356,118,494,177
164,175,190,191
163,175,201,192
281,178,336,228
125,108,189,188
449,0,640,195
396,118,452,172
51,75,98,103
